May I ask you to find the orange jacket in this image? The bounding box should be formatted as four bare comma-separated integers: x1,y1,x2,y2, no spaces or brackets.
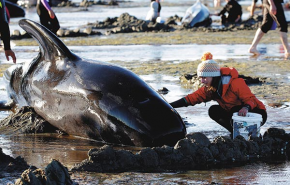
184,67,266,112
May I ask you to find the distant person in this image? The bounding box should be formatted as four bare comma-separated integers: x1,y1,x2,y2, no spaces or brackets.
248,0,290,58
249,0,263,17
36,0,60,34
170,52,267,136
217,0,242,25
146,0,158,23
214,0,221,8
0,0,16,63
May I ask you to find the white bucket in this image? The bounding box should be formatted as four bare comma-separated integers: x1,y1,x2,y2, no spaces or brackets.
232,112,262,140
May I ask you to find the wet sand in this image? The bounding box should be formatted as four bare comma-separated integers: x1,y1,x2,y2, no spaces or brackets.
65,29,279,46
14,28,279,46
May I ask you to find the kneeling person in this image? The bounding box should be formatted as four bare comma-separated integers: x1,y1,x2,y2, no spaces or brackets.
170,52,267,135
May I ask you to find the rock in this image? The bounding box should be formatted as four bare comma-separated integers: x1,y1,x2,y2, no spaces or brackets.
186,132,211,147
71,127,290,173
157,87,169,94
83,27,92,35
137,148,159,169
0,148,29,173
57,28,65,37
12,29,21,37
14,159,76,185
46,159,74,185
115,150,139,171
108,0,118,6
15,168,46,185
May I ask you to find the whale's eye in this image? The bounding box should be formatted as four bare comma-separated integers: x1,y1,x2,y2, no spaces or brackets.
138,98,150,105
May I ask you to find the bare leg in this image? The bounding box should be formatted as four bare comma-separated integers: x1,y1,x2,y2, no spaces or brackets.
249,28,265,55
279,31,290,59
250,2,256,17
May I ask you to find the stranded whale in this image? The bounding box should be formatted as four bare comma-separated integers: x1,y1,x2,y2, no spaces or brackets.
3,19,186,147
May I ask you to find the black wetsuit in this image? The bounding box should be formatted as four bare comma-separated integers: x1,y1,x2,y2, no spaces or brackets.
36,0,60,34
218,0,242,24
261,0,287,33
0,0,11,50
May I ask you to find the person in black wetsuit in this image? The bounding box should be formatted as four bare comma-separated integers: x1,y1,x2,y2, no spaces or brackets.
217,0,242,25
0,0,16,63
36,0,60,34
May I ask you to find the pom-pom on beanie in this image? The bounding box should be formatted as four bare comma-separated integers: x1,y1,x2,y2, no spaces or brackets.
197,52,221,77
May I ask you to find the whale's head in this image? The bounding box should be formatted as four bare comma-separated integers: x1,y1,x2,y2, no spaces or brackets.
4,19,186,147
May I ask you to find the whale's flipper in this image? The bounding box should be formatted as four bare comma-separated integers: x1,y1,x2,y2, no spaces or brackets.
18,19,78,61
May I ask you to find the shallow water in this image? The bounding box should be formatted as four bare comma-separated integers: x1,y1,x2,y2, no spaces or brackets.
0,43,287,64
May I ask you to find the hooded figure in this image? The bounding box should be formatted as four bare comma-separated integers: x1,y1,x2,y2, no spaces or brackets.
146,0,158,23
36,0,60,34
170,52,267,136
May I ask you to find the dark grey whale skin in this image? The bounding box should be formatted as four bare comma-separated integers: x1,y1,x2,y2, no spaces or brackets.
4,19,186,147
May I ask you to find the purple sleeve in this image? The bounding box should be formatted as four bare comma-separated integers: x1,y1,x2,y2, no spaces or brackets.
0,0,11,50
41,0,52,11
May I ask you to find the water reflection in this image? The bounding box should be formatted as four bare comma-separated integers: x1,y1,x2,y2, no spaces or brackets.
0,134,101,168
174,161,290,184
0,44,286,64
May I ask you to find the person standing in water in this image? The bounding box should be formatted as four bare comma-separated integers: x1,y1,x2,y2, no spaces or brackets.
248,0,290,58
0,0,16,63
146,0,159,23
170,52,267,136
36,0,60,34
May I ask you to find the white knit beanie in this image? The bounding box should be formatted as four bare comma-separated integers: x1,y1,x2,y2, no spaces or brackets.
197,52,221,77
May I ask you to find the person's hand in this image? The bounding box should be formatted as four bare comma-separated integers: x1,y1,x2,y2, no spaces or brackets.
238,107,248,117
5,50,16,63
235,15,241,22
48,10,55,19
270,4,277,15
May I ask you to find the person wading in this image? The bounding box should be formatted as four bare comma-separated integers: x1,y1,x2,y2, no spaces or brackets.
248,0,290,58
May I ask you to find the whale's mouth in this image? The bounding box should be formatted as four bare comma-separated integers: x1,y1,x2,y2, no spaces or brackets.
138,98,150,105
152,132,185,147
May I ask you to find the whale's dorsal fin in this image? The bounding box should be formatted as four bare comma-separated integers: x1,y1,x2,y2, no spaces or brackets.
19,19,78,61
